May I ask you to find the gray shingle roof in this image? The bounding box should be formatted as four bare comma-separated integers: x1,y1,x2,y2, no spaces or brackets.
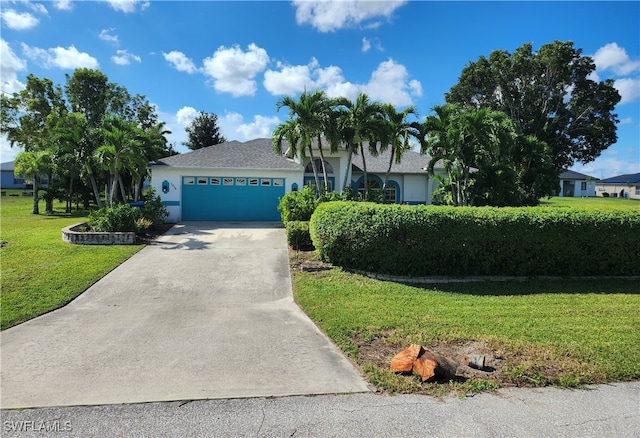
598,172,640,184
351,146,431,174
559,169,598,180
150,138,303,171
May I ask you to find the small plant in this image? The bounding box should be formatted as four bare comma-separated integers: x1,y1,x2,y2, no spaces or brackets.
135,217,154,231
88,204,141,232
141,187,169,225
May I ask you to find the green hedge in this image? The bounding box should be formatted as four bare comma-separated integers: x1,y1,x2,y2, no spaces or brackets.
310,201,640,276
286,221,312,249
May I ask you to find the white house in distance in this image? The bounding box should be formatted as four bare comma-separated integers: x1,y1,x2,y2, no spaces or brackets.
595,172,640,200
150,138,443,222
557,169,598,197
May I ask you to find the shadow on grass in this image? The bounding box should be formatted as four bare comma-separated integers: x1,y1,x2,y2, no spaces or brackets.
413,278,640,296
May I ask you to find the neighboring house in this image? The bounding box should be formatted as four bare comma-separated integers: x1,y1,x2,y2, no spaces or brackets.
0,161,26,189
595,172,640,200
557,169,598,197
150,138,444,222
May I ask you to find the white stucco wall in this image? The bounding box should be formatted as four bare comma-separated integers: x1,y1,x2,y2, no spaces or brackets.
403,174,429,204
150,166,304,222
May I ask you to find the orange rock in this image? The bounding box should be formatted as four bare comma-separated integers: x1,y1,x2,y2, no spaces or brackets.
390,344,424,372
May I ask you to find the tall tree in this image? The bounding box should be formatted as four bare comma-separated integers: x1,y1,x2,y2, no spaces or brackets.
183,111,226,150
273,90,336,194
446,41,621,171
65,69,111,207
380,104,421,192
334,93,386,196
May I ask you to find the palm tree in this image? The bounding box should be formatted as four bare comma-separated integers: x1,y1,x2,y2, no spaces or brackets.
380,104,421,193
333,93,386,196
273,90,337,194
95,116,142,207
14,150,51,214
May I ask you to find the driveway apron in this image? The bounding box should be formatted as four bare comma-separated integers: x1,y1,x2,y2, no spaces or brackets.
0,222,370,409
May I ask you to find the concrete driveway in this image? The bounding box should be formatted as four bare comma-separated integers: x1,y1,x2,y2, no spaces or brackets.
0,222,370,409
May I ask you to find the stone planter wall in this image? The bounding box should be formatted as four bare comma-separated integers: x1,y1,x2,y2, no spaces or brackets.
62,223,135,245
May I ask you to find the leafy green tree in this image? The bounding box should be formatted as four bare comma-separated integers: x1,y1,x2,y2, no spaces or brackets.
14,150,51,214
183,111,226,150
446,41,621,171
380,104,421,192
273,90,338,194
333,93,387,196
95,116,142,207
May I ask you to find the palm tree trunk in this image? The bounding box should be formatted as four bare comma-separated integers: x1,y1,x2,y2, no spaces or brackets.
383,147,394,190
118,174,127,203
86,164,102,209
307,143,321,195
359,143,369,197
110,172,119,206
316,135,329,193
341,145,354,194
67,175,74,214
45,172,54,213
31,173,40,215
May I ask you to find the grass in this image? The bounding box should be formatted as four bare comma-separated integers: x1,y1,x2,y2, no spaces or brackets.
292,196,640,395
1,191,143,330
292,269,639,394
539,196,640,210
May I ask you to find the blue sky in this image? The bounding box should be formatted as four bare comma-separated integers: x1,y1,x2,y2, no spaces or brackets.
1,0,638,179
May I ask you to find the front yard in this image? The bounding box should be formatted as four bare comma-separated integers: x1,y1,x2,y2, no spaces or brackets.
0,193,143,329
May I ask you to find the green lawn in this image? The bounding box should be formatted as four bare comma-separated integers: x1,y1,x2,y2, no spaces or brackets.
293,269,639,394
1,192,142,330
292,196,640,395
539,196,639,210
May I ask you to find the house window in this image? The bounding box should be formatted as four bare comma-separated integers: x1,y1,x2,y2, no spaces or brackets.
223,177,233,186
635,186,640,196
273,179,284,187
210,177,220,185
249,178,259,186
261,179,271,186
581,182,587,191
197,177,208,185
236,178,246,186
305,178,333,192
357,178,397,203
184,177,195,185
304,159,333,174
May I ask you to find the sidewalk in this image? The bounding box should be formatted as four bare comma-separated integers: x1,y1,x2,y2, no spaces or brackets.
1,382,638,437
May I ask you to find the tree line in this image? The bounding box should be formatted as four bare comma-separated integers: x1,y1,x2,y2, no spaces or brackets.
272,41,621,206
1,68,177,214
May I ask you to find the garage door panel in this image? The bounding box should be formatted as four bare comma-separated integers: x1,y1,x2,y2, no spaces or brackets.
182,176,284,221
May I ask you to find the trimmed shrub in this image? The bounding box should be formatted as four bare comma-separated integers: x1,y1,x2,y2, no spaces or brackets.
286,221,312,249
278,186,318,224
88,204,141,233
310,201,640,276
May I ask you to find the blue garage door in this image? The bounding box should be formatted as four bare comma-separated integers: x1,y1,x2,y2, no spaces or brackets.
182,176,284,221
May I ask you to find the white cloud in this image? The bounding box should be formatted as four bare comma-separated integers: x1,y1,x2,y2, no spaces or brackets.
619,117,633,125
362,36,383,53
593,43,640,76
176,106,198,127
53,0,73,11
163,51,198,74
99,28,119,45
1,134,20,163
100,0,150,13
614,77,640,105
1,39,26,95
293,0,407,32
265,57,420,106
363,59,422,106
27,2,48,15
202,43,269,97
1,9,39,30
219,112,280,141
111,49,141,65
21,43,99,70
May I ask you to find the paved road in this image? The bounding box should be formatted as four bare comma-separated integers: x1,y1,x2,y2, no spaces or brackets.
0,222,369,409
1,382,638,437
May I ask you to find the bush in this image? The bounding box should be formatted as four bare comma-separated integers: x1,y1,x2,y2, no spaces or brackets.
310,201,640,276
286,221,312,249
88,204,141,232
278,186,318,224
602,192,610,197
141,187,169,225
